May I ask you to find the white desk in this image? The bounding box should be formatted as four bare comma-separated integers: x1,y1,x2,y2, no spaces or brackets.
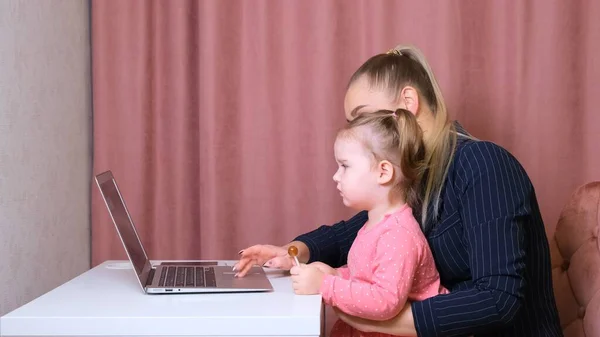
1,260,324,337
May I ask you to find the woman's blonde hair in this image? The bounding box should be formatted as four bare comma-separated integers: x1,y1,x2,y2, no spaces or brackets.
337,109,427,210
347,45,457,230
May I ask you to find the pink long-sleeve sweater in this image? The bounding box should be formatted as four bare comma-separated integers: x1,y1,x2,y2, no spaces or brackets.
320,205,448,337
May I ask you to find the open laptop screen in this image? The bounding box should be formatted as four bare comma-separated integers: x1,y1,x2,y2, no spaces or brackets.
95,171,151,282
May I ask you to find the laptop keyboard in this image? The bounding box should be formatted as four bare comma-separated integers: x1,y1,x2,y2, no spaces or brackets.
158,266,217,288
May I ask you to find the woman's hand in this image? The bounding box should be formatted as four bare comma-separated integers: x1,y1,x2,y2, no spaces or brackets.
334,301,417,336
290,263,325,295
233,244,293,277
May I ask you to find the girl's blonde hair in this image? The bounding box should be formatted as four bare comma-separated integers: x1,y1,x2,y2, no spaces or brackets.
337,109,427,211
347,45,457,230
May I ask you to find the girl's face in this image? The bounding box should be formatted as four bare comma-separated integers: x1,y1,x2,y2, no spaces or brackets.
332,137,380,210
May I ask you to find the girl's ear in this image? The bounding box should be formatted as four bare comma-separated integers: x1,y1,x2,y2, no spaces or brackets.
377,160,394,185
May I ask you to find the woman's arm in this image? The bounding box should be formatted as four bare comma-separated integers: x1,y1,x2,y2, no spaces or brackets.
411,141,529,336
294,211,367,268
335,302,416,336
235,212,367,276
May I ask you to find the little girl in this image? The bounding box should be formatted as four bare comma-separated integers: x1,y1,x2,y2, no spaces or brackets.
290,109,448,337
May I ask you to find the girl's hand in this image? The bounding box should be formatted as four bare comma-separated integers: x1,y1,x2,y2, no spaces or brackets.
290,263,325,295
309,261,338,276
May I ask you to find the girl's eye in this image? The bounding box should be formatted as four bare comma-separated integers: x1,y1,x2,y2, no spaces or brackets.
341,164,348,168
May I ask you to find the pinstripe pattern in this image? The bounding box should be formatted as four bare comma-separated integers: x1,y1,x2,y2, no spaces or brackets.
295,129,562,336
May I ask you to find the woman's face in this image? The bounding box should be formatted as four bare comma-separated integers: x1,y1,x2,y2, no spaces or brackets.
343,76,401,122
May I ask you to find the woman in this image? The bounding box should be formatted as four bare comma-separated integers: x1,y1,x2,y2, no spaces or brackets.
234,45,562,337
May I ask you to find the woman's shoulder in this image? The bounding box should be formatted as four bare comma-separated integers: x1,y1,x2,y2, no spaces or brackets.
451,135,532,191
455,138,514,166
453,123,511,160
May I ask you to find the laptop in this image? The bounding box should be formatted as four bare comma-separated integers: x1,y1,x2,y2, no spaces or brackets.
95,170,273,294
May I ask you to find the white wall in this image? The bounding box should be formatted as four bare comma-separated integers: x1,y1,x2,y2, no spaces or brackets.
0,0,92,315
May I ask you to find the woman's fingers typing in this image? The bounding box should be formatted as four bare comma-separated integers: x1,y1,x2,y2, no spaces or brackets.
236,260,256,277
233,246,261,277
234,244,287,277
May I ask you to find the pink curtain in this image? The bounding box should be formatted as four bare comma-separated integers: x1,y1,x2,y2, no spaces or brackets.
91,0,600,266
